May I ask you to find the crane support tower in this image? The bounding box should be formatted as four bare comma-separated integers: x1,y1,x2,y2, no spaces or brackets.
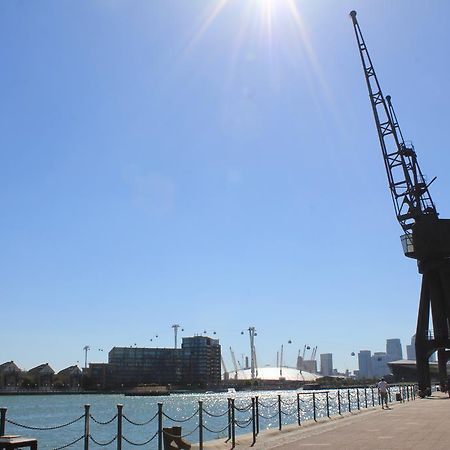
350,11,450,395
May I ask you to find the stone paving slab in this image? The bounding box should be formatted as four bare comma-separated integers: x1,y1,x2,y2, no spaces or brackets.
197,393,450,449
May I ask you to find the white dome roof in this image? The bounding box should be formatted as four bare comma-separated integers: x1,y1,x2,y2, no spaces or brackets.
227,366,319,382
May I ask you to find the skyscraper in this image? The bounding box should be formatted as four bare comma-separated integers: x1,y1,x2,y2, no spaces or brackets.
386,338,402,362
358,350,372,379
320,353,333,376
371,352,390,378
406,335,416,360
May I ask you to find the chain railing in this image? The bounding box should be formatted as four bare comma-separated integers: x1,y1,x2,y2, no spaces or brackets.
0,384,417,449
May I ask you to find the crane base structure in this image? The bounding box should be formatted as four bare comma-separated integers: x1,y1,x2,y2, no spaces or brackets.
416,257,450,395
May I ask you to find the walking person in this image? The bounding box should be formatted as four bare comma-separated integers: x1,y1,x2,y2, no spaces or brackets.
377,377,389,409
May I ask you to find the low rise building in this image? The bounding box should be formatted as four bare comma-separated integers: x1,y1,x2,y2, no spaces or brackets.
0,361,21,388
27,363,55,388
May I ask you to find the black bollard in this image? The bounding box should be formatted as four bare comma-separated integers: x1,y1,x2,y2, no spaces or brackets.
251,398,256,446
326,392,330,418
227,398,231,442
198,401,203,450
337,390,341,415
0,407,6,437
117,404,123,450
158,403,163,450
313,393,317,422
231,398,236,448
255,396,259,435
84,404,90,450
278,395,282,430
297,393,301,425
347,389,351,412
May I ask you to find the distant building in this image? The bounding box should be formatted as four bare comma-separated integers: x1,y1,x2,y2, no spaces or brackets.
386,338,402,362
104,335,221,388
406,334,436,362
358,350,372,379
371,352,390,378
27,363,55,388
0,361,21,388
108,346,183,387
320,353,333,376
406,335,416,360
181,336,221,386
55,365,82,389
302,360,317,374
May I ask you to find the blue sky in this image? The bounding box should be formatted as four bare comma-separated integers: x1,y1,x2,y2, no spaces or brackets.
1,0,449,373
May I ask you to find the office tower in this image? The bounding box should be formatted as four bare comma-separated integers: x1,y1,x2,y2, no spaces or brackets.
320,353,333,376
386,338,403,362
406,335,416,360
371,352,390,378
358,350,372,379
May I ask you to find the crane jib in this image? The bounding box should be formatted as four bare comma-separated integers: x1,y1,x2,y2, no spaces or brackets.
350,11,439,240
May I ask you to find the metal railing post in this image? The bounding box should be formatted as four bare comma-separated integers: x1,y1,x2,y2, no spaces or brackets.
371,387,375,406
251,398,256,446
198,401,203,450
84,404,90,450
117,404,123,450
347,389,351,412
278,395,282,430
255,396,259,435
356,388,360,410
297,393,301,425
388,388,392,403
313,393,317,422
0,407,6,436
158,403,163,450
326,392,330,418
364,388,368,409
227,399,231,442
231,399,236,448
337,390,341,415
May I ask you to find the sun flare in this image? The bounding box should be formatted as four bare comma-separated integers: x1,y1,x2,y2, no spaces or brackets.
181,0,334,121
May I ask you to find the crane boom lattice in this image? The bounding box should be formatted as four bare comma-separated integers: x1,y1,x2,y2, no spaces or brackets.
350,11,437,234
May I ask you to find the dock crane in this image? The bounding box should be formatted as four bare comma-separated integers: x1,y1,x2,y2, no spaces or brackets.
350,11,450,394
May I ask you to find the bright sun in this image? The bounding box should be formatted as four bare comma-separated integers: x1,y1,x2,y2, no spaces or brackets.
186,0,308,53
182,0,329,108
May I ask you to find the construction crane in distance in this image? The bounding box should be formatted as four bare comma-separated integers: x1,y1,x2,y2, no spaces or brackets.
350,10,450,395
221,355,228,380
248,327,258,381
280,344,284,376
230,347,239,378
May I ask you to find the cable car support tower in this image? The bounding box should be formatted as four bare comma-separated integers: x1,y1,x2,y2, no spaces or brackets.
350,11,450,395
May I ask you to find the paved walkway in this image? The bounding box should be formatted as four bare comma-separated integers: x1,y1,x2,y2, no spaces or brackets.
200,392,449,449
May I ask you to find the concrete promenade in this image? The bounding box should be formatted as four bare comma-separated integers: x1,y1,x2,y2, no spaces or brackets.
200,392,449,449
